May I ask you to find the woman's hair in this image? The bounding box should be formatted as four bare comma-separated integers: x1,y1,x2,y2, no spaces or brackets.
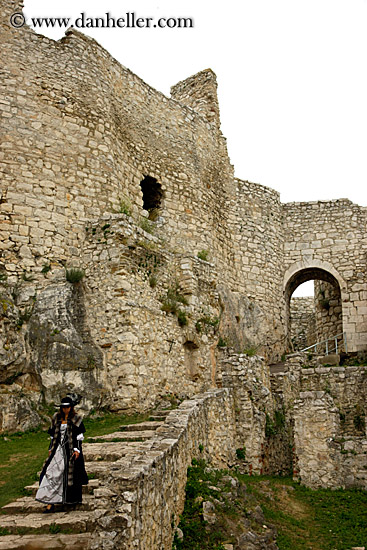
59,405,75,420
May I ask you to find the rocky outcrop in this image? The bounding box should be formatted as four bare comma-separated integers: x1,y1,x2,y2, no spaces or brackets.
27,283,104,411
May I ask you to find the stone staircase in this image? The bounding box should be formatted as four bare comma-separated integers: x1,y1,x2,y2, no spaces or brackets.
0,414,169,549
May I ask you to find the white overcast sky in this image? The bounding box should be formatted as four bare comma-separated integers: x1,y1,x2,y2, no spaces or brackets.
23,1,367,295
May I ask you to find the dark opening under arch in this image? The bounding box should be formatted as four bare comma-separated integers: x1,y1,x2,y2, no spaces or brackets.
285,267,343,353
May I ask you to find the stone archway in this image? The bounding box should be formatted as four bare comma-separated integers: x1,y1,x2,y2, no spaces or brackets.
283,261,346,353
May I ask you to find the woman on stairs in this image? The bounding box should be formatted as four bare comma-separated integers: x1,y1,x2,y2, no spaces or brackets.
36,395,88,513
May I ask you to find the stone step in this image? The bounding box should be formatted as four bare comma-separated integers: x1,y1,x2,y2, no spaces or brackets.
150,410,171,418
0,532,92,550
0,511,93,535
25,479,99,497
87,431,155,443
119,421,163,432
149,415,168,421
2,496,95,515
83,442,128,461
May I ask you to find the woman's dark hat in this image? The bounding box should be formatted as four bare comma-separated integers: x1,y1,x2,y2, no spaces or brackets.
59,397,73,407
57,393,81,407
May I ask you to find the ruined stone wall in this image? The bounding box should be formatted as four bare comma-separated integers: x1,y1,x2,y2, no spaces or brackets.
271,356,367,488
90,389,236,550
289,297,316,351
283,200,367,352
293,390,367,489
0,1,236,284
80,213,224,412
0,207,225,417
219,350,274,473
0,0,294,421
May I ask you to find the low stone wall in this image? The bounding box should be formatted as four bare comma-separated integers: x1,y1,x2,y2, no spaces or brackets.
90,389,236,550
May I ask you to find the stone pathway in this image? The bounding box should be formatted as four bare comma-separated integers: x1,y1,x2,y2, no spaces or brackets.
0,415,168,549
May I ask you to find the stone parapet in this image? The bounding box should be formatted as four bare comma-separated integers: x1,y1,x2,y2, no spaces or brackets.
90,389,236,549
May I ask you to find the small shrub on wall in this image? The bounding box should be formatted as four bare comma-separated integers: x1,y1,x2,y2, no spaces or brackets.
65,268,85,283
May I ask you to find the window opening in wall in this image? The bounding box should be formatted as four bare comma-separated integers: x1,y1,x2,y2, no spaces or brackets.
140,176,164,221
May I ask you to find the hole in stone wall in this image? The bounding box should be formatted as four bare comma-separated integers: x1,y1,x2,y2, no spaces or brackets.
140,176,164,221
184,341,199,351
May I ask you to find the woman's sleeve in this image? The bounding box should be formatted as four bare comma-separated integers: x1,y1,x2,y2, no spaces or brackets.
47,415,56,449
47,414,57,437
73,421,86,452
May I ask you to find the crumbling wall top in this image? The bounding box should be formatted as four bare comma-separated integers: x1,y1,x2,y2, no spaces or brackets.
171,68,221,130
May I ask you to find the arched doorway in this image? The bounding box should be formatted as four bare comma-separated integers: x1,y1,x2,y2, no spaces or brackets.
284,266,344,354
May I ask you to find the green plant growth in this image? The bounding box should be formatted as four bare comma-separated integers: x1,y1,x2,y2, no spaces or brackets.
139,216,155,234
1,296,13,314
41,263,51,275
235,447,246,460
173,458,237,549
118,197,132,216
65,267,85,283
342,355,367,366
160,283,189,327
149,274,158,288
241,345,258,357
177,310,188,327
197,250,209,262
216,337,227,348
195,315,219,334
240,474,367,550
265,409,286,438
0,271,7,283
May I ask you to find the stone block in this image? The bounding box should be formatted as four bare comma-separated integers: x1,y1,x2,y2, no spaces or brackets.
318,354,340,367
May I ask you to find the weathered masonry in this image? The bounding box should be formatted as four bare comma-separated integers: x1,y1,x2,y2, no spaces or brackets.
1,0,367,413
0,0,366,499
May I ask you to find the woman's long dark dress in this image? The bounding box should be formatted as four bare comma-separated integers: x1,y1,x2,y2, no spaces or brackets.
36,412,88,505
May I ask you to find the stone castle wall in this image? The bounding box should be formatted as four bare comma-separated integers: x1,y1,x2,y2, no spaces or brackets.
283,200,367,352
232,179,286,358
271,356,367,489
0,14,234,274
1,0,367,497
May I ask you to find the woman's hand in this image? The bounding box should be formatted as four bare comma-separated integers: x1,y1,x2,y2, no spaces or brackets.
72,450,80,460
